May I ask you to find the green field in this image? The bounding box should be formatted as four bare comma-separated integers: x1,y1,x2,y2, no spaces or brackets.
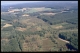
24,8,55,13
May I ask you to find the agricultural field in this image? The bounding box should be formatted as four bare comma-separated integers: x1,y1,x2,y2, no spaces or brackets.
24,7,54,13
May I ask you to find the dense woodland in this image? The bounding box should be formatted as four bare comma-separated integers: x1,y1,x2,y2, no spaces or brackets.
59,32,78,50
1,1,78,52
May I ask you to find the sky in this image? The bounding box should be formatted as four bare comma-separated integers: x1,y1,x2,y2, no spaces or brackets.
1,1,78,6
1,1,41,5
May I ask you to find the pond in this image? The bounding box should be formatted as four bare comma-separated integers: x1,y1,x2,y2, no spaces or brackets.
66,43,78,51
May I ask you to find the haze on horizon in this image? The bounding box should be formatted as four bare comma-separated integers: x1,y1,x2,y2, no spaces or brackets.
1,1,78,6
1,1,42,6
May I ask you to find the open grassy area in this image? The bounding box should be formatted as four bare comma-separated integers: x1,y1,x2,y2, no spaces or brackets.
24,8,54,13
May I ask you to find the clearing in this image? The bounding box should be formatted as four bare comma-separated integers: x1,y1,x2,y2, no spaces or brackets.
1,38,9,42
22,14,29,16
40,13,57,16
51,25,63,29
3,24,12,28
16,27,26,31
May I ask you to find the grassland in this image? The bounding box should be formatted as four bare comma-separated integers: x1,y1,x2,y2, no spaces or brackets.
24,7,54,13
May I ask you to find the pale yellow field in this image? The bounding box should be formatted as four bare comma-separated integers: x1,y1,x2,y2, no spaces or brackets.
51,25,63,29
22,14,29,16
15,27,26,31
41,13,57,15
1,38,9,42
3,24,12,28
